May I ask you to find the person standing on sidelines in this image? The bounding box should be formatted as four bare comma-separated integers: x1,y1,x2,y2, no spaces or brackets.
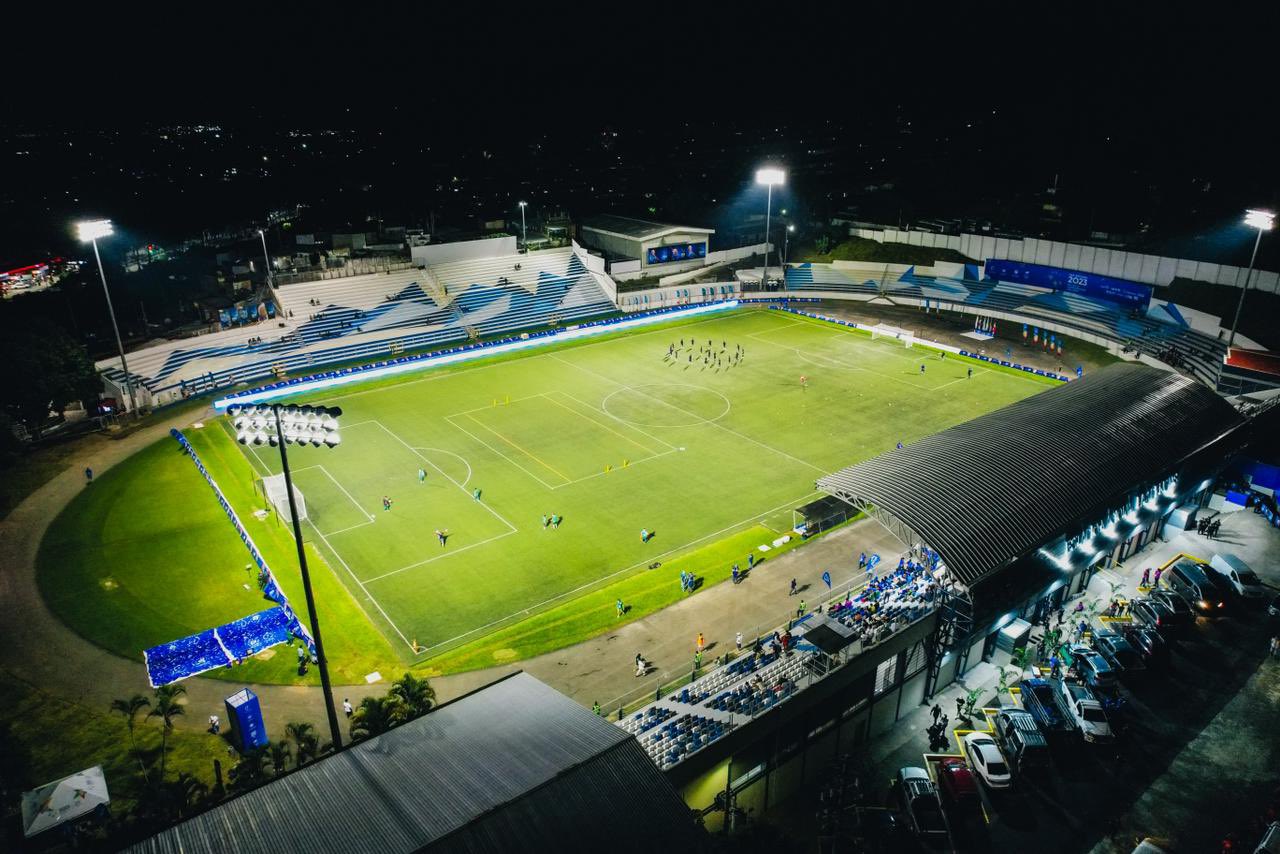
736,632,743,651
789,578,798,596
84,467,94,485
797,599,806,619
616,598,625,619
696,632,705,652
731,564,740,584
343,698,354,718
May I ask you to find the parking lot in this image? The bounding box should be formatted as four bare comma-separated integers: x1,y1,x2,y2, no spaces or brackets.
774,505,1280,853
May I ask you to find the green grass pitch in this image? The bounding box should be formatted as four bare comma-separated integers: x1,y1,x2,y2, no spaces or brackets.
38,308,1058,681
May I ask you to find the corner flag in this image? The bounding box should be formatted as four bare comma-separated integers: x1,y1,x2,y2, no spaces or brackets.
821,571,832,589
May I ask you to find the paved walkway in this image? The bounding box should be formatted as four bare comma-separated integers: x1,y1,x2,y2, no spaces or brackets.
0,407,903,739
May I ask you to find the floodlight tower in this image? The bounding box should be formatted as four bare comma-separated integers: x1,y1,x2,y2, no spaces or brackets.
784,224,795,267
1227,209,1274,350
258,229,273,289
230,402,344,751
518,201,528,251
755,167,785,290
77,219,138,416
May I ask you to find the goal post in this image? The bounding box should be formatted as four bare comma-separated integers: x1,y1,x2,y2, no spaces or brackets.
257,474,307,525
870,324,915,348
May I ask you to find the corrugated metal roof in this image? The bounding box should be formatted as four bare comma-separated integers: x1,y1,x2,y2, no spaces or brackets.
125,673,699,854
581,214,714,241
817,364,1245,587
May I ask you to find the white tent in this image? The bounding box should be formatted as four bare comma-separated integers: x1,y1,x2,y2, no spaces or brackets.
21,766,110,838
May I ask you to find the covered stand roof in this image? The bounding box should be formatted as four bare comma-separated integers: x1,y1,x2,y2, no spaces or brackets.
818,364,1245,587
581,214,714,242
126,673,699,854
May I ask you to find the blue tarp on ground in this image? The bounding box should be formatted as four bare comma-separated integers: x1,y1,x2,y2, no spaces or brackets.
144,629,231,688
217,607,295,660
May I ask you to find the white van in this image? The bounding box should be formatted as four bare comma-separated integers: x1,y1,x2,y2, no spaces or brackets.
1209,553,1266,599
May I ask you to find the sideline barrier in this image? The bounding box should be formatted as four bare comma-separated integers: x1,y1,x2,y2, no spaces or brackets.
771,305,1070,382
143,429,317,687
214,300,740,409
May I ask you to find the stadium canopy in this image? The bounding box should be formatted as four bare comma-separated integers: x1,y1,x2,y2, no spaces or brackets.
22,766,110,838
125,673,699,854
817,363,1245,588
581,214,714,243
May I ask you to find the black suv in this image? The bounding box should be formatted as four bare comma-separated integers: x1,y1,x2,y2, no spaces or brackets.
1131,599,1178,639
1121,625,1169,668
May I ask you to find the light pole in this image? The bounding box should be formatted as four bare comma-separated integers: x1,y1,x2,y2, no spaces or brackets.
258,229,273,289
755,167,785,290
230,402,344,751
77,219,138,415
518,201,528,252
1227,209,1274,351
784,224,795,267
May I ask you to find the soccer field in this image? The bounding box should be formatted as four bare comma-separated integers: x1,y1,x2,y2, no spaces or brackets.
225,307,1053,662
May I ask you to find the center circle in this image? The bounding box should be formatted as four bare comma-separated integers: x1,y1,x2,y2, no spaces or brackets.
602,383,731,428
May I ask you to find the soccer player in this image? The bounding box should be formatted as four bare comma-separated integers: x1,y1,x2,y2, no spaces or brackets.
920,363,926,374
472,487,482,502
435,529,446,547
417,468,426,483
967,367,973,379
541,514,548,529
616,598,624,619
382,496,392,511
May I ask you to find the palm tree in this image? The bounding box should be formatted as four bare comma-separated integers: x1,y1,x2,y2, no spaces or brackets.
349,695,406,742
285,721,319,767
146,685,186,780
163,772,209,819
389,673,436,719
229,746,270,791
269,740,292,776
110,694,151,784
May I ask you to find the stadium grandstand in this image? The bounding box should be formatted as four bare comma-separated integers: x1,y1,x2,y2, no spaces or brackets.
125,673,702,854
618,363,1259,821
785,262,1233,386
96,246,615,407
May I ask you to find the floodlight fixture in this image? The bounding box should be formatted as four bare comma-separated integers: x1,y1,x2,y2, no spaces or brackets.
76,219,114,242
517,201,528,250
755,167,786,186
1245,209,1275,231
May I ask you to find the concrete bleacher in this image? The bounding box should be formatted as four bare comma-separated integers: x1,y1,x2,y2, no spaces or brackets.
96,247,617,406
790,263,1230,387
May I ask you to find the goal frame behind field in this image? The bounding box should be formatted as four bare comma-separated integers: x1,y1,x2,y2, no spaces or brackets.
255,474,307,525
869,323,915,347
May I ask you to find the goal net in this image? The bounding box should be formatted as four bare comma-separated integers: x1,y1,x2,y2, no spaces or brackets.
259,474,307,524
869,324,915,348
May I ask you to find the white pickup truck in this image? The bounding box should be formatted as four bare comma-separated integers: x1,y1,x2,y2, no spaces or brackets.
1056,678,1112,743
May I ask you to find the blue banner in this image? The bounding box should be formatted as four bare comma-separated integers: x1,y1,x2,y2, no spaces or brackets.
985,259,1152,309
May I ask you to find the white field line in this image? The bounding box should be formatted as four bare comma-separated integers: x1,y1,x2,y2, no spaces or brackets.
540,391,663,457
548,352,828,475
444,412,565,490
451,392,549,417
323,312,740,405
320,519,377,537
461,411,574,484
362,529,519,583
319,465,376,521
558,390,678,452
374,420,518,533
417,489,823,653
410,446,474,487
238,439,417,652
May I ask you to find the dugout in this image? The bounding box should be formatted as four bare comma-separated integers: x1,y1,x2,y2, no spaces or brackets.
817,363,1253,698
792,495,855,537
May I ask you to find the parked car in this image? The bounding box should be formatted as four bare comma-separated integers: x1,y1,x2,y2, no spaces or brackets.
1068,643,1119,688
1148,590,1195,628
1130,599,1179,640
1056,678,1113,743
962,733,1012,788
935,757,980,813
1165,559,1226,615
896,767,949,844
1093,629,1145,672
1208,553,1267,600
1121,625,1170,668
992,708,1050,773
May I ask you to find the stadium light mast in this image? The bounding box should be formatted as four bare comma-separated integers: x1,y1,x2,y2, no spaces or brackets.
518,201,528,252
755,167,785,290
258,229,273,289
1228,209,1274,350
230,402,345,751
784,224,795,267
77,219,138,416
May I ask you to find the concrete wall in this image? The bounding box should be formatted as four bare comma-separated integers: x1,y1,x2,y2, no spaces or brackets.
853,227,1280,294
411,235,517,267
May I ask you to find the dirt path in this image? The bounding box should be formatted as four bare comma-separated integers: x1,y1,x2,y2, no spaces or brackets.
0,407,901,739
